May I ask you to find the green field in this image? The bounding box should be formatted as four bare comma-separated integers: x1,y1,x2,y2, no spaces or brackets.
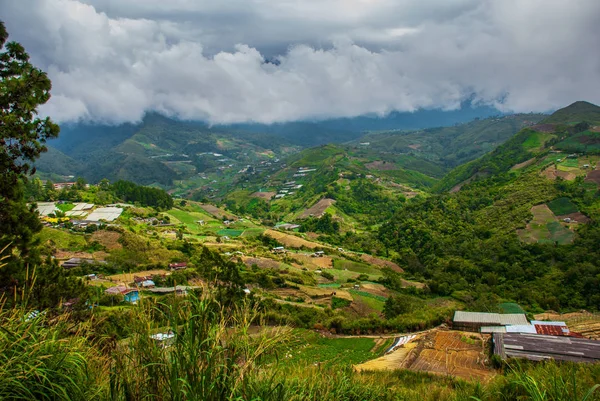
547,197,578,215
280,329,380,368
555,131,600,153
217,229,244,237
522,132,556,151
350,290,386,312
333,259,379,275
37,227,88,250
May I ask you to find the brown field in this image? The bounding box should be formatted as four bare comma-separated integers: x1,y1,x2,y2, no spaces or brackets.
402,279,426,289
360,254,403,273
542,166,577,181
293,254,333,269
591,126,600,133
511,157,537,171
406,331,493,381
199,204,235,219
365,160,397,171
354,342,418,372
360,283,391,298
408,144,421,150
242,256,282,269
251,191,276,201
531,124,556,133
264,229,328,249
299,198,336,219
557,212,591,224
90,230,122,250
55,250,95,260
585,169,600,185
106,269,170,285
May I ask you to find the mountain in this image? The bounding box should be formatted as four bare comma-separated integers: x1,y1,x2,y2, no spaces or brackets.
541,101,600,124
436,101,600,192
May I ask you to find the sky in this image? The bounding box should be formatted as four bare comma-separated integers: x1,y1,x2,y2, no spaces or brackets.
3,0,600,124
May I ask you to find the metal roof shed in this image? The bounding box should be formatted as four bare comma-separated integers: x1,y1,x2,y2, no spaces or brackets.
499,314,529,326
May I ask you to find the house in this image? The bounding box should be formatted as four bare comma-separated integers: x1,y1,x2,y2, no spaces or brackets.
104,286,139,303
564,217,572,223
62,258,95,269
272,246,286,254
452,311,529,332
53,182,76,190
123,289,140,303
169,262,188,271
275,223,300,230
531,320,572,336
312,251,325,257
353,284,361,290
140,280,156,289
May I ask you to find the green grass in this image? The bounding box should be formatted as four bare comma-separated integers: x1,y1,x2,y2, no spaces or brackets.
37,227,88,250
548,221,575,244
555,131,600,153
280,329,377,368
547,197,578,215
350,291,386,312
333,259,379,275
522,132,556,151
216,229,244,237
56,203,75,212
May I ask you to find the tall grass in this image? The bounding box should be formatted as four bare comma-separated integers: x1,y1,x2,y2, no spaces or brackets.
0,304,107,400
0,263,599,401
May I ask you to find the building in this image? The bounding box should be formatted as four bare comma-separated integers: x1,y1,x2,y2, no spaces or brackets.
62,258,106,269
272,246,285,254
531,320,572,336
123,289,140,303
104,286,140,303
452,311,528,332
493,332,600,363
169,262,188,271
312,251,325,257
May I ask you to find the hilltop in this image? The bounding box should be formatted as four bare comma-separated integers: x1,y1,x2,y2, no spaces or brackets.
541,101,600,124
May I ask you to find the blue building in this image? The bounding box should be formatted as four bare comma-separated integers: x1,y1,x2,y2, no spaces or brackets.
123,289,140,303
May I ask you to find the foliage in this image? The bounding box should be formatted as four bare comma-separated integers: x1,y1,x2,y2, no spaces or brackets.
110,180,174,210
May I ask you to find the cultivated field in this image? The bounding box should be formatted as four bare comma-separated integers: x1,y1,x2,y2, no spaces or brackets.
264,229,328,249
354,341,417,372
292,253,334,269
517,204,574,244
251,191,276,201
406,331,493,381
365,160,397,171
299,198,336,219
242,256,282,269
360,254,403,272
586,169,600,186
199,204,235,219
90,230,123,250
105,269,171,285
510,157,537,171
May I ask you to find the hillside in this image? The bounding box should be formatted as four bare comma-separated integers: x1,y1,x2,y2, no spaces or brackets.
542,101,600,124
351,114,545,171
436,102,600,192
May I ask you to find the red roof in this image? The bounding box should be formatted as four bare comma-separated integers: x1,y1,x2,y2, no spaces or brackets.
534,324,570,336
169,262,187,268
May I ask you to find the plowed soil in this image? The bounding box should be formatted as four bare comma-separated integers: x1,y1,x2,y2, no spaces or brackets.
360,254,403,272
585,169,600,185
264,229,327,249
299,199,336,219
91,230,122,250
405,331,493,381
251,191,276,201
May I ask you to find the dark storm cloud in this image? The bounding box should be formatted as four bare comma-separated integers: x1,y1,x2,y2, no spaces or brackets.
2,0,599,124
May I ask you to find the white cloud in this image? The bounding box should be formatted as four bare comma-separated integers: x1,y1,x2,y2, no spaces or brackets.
2,0,599,124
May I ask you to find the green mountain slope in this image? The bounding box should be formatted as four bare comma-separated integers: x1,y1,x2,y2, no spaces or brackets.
351,114,545,171
542,101,600,124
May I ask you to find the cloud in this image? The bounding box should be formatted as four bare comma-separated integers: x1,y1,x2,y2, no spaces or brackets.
2,0,600,124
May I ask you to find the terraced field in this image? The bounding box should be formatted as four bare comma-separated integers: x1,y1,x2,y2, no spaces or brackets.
406,331,493,381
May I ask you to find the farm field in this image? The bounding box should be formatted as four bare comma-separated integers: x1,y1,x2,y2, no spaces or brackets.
264,229,328,249
105,269,171,285
517,204,575,244
354,340,417,372
298,198,336,219
359,254,404,272
280,329,385,368
405,331,493,381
